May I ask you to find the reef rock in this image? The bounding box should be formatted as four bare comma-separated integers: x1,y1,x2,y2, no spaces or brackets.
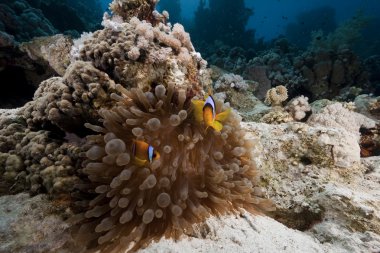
243,106,380,252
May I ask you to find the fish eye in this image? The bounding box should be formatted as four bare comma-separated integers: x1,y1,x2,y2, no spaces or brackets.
153,153,157,158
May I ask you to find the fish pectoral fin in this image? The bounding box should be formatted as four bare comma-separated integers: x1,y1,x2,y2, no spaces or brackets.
211,120,223,132
191,99,205,122
215,108,231,122
133,157,147,166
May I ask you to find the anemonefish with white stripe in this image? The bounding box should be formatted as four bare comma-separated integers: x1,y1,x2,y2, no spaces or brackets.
192,95,231,132
132,140,160,166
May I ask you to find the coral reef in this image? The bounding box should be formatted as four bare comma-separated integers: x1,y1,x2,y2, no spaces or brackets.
0,33,64,108
0,193,72,253
245,45,370,101
0,0,57,42
72,84,272,251
0,0,274,252
20,34,73,76
214,73,250,92
74,13,204,93
192,0,254,49
0,108,82,196
22,61,117,133
309,11,370,51
307,103,376,139
1,1,380,253
110,0,158,23
285,6,337,48
0,0,102,42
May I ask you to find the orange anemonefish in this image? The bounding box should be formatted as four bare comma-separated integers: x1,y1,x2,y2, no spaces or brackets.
132,140,160,166
192,95,231,132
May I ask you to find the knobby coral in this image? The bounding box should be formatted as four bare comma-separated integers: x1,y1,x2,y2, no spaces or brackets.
264,85,288,106
70,83,274,252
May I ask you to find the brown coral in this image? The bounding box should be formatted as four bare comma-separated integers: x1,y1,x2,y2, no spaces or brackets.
109,0,159,24
23,61,116,133
360,124,380,157
369,99,380,119
76,16,204,95
71,84,273,252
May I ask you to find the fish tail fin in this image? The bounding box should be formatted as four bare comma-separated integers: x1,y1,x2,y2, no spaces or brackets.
191,99,204,122
211,120,223,132
215,108,231,122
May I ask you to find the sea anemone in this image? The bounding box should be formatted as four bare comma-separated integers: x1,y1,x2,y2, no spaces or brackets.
71,84,273,252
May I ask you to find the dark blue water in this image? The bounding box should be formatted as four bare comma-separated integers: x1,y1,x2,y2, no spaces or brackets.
99,0,380,41
1,0,380,107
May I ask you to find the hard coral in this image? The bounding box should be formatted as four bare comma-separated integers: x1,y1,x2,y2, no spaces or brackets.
76,14,204,95
360,124,380,157
285,95,311,121
110,0,158,23
23,61,117,133
72,84,273,252
264,85,288,106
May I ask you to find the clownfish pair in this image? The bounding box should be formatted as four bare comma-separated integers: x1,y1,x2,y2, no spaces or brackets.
132,140,160,166
192,95,231,132
131,95,229,166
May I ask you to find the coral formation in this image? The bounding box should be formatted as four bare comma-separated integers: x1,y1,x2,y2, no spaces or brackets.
264,85,288,106
20,34,73,76
192,0,255,49
308,103,376,139
246,46,370,101
309,11,369,51
0,0,57,42
110,0,158,23
2,1,380,253
71,81,273,251
214,73,249,91
285,6,337,48
23,61,117,133
285,96,311,121
74,13,204,94
0,0,102,42
2,0,274,251
0,108,82,196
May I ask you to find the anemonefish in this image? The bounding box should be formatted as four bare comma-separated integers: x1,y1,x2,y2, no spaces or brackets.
192,95,231,132
132,140,160,166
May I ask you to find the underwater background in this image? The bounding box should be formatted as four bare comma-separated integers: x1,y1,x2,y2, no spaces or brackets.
1,0,380,108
